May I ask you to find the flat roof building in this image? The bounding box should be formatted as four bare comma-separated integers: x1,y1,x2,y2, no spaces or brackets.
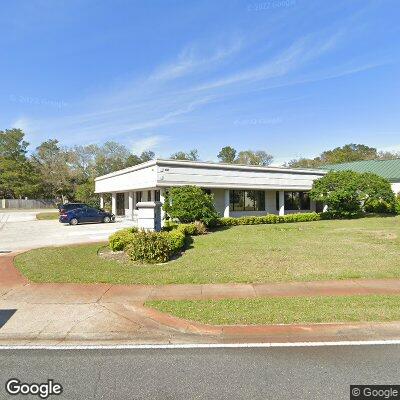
95,159,326,223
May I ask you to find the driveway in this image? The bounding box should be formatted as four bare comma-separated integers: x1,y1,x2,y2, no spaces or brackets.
0,211,135,252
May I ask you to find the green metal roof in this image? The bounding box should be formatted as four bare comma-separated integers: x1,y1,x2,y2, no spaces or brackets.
321,159,400,182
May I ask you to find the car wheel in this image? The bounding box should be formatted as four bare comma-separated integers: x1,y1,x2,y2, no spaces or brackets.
103,216,111,223
69,218,79,226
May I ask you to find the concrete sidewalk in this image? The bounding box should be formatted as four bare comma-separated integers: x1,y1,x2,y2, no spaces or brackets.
2,254,400,345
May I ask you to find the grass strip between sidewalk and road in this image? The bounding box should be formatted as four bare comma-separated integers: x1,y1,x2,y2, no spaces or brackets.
36,212,59,220
146,295,400,325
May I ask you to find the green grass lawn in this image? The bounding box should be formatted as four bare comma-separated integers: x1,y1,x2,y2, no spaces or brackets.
36,212,59,220
146,295,400,325
15,215,400,285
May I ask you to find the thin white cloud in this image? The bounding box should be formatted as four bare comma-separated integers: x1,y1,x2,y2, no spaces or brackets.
149,39,243,82
130,135,166,154
193,32,342,91
11,117,32,132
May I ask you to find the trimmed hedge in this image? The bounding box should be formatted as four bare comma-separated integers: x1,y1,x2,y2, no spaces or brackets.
109,227,139,251
320,211,363,220
176,221,207,235
217,212,321,226
126,231,171,263
110,226,188,263
165,229,186,254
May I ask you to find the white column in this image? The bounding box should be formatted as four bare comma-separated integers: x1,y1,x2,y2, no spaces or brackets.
133,192,137,209
128,191,134,219
111,193,117,215
150,189,155,201
279,190,285,216
160,189,166,226
323,204,328,212
224,189,230,217
99,194,104,209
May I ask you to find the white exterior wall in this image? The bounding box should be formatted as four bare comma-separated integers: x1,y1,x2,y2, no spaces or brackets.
392,182,400,195
157,162,323,190
211,188,225,215
95,164,157,193
95,159,326,219
266,191,277,214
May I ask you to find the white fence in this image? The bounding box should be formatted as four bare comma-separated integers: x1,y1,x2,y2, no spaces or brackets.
1,199,57,209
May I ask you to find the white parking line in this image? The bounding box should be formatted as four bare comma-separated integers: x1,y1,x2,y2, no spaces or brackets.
1,340,400,350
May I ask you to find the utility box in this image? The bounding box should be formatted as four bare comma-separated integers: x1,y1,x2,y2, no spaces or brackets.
136,201,162,231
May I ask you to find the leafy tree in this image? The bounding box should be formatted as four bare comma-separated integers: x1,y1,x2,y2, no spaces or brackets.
163,186,219,225
286,157,323,168
378,150,400,160
74,179,99,207
170,149,199,161
31,139,74,202
0,128,29,160
93,141,133,176
310,170,395,216
139,150,155,162
287,143,400,168
0,129,40,198
320,144,377,164
67,144,99,182
217,146,237,163
235,150,273,166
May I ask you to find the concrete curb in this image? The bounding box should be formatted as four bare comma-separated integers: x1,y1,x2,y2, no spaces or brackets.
135,304,400,341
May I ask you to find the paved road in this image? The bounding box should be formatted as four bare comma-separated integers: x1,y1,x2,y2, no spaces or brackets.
0,345,398,399
0,211,134,252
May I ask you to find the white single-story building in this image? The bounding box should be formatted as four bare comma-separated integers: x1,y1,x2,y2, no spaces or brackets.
95,159,326,225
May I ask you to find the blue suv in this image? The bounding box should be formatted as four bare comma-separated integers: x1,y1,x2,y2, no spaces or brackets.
59,206,115,225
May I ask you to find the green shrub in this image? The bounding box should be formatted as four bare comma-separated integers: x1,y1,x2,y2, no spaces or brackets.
396,196,400,215
364,199,395,214
281,212,321,223
320,211,363,220
109,227,139,251
193,220,207,235
163,186,219,225
176,223,197,235
217,212,320,226
163,220,179,231
310,171,395,216
126,231,171,263
165,229,186,254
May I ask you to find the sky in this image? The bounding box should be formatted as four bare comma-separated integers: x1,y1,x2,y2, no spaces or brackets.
1,0,400,165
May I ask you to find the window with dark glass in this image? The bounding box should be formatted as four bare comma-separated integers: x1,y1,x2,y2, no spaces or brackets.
229,190,265,211
276,191,280,211
135,191,142,209
154,190,160,201
284,191,310,210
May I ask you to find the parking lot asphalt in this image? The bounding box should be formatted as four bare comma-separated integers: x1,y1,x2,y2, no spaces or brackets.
0,211,133,252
